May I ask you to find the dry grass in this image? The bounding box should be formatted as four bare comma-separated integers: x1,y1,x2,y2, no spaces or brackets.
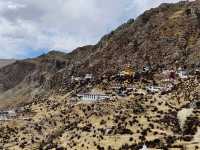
177,108,193,131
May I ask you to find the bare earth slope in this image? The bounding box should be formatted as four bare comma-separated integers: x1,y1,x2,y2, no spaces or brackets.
0,59,15,68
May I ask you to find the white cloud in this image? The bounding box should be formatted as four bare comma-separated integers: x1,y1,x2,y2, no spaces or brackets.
7,1,26,10
128,0,180,17
0,0,181,58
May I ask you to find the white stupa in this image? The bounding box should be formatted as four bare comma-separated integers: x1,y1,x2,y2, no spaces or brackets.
140,144,148,150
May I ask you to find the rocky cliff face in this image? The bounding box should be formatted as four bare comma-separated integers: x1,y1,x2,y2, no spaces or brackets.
1,0,200,106
75,1,200,75
55,0,200,77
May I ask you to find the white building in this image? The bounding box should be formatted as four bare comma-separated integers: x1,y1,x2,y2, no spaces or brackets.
71,76,82,82
143,65,151,73
111,83,123,90
0,110,16,121
190,100,200,109
85,74,93,80
139,144,148,150
77,93,110,101
7,110,16,117
0,112,9,121
178,71,188,79
177,67,188,79
146,85,162,93
161,81,174,92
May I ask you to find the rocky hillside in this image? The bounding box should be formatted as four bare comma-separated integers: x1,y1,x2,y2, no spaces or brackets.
1,1,200,149
76,0,200,75
1,0,200,106
0,51,69,108
0,59,15,68
44,0,200,77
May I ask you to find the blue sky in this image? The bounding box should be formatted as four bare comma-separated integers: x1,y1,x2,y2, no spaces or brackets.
0,0,180,59
25,49,47,58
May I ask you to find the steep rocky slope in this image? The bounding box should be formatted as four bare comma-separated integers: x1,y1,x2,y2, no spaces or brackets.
0,1,200,149
0,61,36,91
0,51,68,107
1,0,200,106
40,0,200,77
76,0,200,75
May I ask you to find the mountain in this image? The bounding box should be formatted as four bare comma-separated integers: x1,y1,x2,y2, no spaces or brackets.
2,1,200,107
75,0,200,74
0,59,16,68
0,1,200,149
37,0,200,76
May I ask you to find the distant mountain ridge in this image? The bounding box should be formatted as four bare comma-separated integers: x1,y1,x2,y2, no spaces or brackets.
0,59,16,68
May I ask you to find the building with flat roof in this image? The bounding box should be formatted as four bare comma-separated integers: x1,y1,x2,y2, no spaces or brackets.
0,110,16,121
77,93,110,101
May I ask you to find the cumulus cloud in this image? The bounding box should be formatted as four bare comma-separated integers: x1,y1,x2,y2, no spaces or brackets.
0,0,180,58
